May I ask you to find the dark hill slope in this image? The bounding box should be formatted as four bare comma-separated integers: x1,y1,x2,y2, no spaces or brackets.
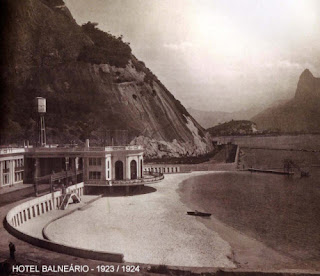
208,120,258,136
0,0,211,157
252,69,320,133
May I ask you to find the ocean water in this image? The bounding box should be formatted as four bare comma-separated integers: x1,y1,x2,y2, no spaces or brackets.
179,170,320,261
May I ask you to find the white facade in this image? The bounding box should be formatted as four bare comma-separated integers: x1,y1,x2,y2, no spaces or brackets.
0,148,25,187
84,146,144,183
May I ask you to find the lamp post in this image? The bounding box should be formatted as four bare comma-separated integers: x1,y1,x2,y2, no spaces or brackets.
65,157,69,186
34,159,38,196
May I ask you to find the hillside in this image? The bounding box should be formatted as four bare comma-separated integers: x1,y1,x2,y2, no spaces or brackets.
252,69,320,133
0,0,212,157
208,120,258,136
187,107,261,129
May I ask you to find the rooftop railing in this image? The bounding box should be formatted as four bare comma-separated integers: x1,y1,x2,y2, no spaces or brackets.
85,173,164,187
25,145,143,153
0,148,26,155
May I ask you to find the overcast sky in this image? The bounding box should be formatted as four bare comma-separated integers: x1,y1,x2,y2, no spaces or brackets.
64,0,320,112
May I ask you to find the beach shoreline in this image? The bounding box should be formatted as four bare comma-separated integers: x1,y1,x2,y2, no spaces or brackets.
178,171,320,271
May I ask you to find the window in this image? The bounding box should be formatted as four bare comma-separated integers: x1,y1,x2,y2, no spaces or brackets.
89,171,101,180
17,159,23,167
107,161,110,169
4,175,9,184
14,172,23,182
14,159,24,169
89,158,102,166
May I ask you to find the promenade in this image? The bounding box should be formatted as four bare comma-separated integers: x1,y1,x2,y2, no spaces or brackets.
0,186,130,275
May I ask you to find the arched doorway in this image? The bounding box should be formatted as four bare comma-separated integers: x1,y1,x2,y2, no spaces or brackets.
130,160,137,179
115,161,123,180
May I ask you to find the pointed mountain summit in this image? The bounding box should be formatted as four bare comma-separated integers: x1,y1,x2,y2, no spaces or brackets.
295,69,320,101
252,69,320,133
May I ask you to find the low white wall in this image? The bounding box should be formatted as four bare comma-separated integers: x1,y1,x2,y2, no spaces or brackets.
6,183,84,228
5,182,124,263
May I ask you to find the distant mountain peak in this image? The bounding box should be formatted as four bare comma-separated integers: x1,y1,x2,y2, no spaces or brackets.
252,69,320,133
295,69,320,100
300,68,314,80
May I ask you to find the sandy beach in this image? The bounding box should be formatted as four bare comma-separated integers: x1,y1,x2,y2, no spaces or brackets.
45,172,236,268
42,170,316,270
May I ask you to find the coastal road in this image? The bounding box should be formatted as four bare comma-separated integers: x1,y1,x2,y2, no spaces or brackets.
0,185,50,207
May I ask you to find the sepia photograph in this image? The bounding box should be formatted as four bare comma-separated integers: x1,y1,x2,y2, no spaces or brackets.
0,0,320,275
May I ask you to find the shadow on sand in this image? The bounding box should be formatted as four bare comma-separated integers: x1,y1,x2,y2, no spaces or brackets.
85,185,157,197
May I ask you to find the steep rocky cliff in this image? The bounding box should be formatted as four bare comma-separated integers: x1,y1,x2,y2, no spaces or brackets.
0,0,212,157
252,69,320,133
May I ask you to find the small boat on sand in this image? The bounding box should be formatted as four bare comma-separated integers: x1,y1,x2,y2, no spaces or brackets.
187,210,211,217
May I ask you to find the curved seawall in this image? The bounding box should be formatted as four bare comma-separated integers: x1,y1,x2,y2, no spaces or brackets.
5,183,123,263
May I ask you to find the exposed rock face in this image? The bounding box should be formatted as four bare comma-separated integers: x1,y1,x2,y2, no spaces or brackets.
0,0,212,157
252,69,320,133
131,116,212,157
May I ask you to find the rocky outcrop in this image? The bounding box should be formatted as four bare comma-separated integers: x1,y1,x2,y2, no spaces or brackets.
131,116,212,157
0,0,212,157
187,107,261,129
252,69,320,133
207,120,258,136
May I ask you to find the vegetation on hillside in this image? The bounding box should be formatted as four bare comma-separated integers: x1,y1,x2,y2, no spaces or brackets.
208,120,257,136
78,22,131,67
0,0,211,157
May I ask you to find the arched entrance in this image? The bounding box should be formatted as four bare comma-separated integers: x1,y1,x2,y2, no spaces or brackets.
115,161,123,180
130,160,137,179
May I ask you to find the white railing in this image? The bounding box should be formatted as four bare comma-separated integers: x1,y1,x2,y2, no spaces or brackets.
0,147,25,155
25,145,143,153
6,182,85,228
104,145,143,151
85,174,163,186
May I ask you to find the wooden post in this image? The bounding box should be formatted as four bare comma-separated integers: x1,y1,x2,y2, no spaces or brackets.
74,157,77,184
34,158,40,196
50,175,53,193
65,157,69,186
34,177,38,196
